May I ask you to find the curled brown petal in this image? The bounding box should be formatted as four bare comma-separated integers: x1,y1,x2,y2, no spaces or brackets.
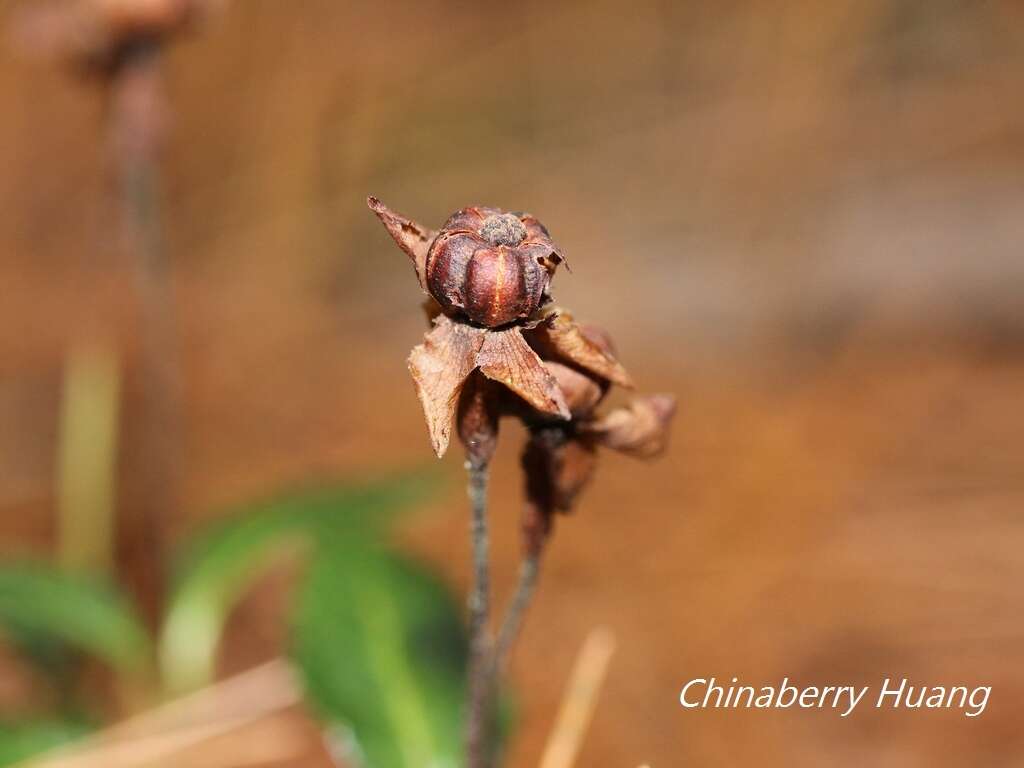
476,327,570,420
530,311,633,388
407,314,486,457
367,196,435,289
583,394,676,458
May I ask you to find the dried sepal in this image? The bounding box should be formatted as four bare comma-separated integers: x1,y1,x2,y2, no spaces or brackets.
367,196,435,289
476,327,570,420
520,428,598,555
532,311,633,388
583,394,676,458
545,361,607,418
407,314,486,457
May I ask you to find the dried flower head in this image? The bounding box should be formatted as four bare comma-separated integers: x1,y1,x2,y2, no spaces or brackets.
368,198,634,462
12,0,220,66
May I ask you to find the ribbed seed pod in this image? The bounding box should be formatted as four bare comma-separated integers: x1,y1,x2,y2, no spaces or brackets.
425,206,564,328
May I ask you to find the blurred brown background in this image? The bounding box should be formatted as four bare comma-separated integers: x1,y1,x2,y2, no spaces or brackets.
2,0,1023,765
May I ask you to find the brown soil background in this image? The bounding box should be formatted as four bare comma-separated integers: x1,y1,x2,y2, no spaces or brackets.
2,1,1023,765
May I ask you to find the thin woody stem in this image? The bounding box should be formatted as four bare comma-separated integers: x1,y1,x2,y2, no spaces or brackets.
494,549,542,674
488,546,545,768
465,460,492,768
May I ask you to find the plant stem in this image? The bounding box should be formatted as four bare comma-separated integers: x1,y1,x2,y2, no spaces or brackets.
109,40,181,632
494,550,541,674
487,548,543,768
465,460,492,768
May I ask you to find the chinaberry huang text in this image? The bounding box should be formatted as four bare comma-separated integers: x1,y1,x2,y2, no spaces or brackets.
679,677,990,717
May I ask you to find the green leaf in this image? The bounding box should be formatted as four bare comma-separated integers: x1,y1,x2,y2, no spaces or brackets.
0,718,91,767
293,545,467,768
0,562,149,673
159,472,440,694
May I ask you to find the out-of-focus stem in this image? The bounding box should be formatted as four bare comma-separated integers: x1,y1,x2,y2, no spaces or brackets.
494,549,541,675
57,341,121,574
109,40,181,631
488,547,543,768
465,460,492,768
538,628,616,768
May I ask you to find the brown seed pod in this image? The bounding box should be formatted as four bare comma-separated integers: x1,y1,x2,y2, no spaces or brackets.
426,206,565,328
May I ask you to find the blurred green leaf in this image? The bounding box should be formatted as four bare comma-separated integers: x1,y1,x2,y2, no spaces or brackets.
293,545,467,768
4,625,81,706
159,472,440,694
0,562,149,673
0,718,91,767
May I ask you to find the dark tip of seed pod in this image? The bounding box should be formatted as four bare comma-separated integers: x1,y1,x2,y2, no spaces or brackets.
479,213,527,247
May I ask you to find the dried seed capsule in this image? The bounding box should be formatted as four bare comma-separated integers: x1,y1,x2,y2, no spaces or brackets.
426,206,564,328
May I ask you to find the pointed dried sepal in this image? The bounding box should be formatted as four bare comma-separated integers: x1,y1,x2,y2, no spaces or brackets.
367,196,435,289
584,394,676,458
476,327,570,420
407,315,486,457
532,311,633,388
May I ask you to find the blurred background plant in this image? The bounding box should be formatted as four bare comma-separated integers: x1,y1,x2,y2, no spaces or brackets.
3,3,483,765
2,0,1023,766
0,387,465,768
